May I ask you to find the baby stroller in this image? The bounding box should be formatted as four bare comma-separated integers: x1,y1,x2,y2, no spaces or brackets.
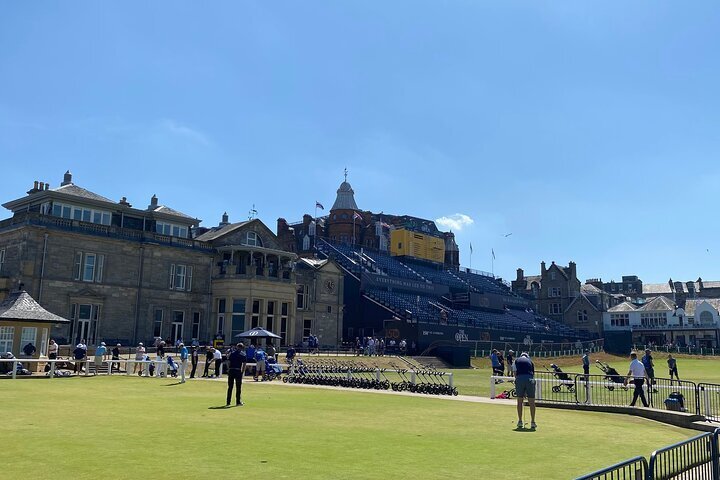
546,364,575,393
595,360,628,391
264,358,283,381
165,356,179,377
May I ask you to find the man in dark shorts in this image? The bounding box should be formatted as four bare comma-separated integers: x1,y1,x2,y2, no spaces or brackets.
514,352,536,429
642,349,655,385
582,350,590,380
226,343,247,407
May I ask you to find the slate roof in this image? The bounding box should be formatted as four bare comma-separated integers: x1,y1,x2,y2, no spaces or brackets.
684,299,720,316
607,301,638,313
195,221,251,242
148,204,197,221
581,284,603,295
642,283,673,295
330,181,359,211
0,291,70,323
52,183,115,204
638,296,676,312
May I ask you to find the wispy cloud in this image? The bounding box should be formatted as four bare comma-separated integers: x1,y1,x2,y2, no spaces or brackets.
157,119,210,146
435,213,474,231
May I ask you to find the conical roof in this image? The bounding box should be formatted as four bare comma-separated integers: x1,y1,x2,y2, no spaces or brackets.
330,181,359,211
0,290,70,323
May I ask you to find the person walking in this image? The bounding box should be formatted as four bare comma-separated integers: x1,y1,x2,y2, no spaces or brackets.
226,343,247,406
190,346,199,379
625,352,649,407
178,343,188,383
667,354,680,385
514,352,537,429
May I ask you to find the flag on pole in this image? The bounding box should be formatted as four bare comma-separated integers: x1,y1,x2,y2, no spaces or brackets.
492,248,496,260
470,242,473,254
315,201,324,210
353,212,363,221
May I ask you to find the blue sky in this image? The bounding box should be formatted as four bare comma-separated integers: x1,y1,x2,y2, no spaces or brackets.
1,2,719,284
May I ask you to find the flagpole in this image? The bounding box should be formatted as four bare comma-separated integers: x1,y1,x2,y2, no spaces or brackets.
353,213,356,245
491,250,495,277
314,203,317,249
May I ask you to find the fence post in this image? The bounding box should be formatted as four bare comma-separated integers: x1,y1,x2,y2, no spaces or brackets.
490,376,496,399
448,372,453,388
12,360,17,379
50,360,56,379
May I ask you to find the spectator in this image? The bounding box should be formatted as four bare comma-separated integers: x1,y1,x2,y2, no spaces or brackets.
134,343,146,375
178,343,188,383
354,337,362,356
246,344,256,376
190,346,199,379
23,342,36,357
625,351,649,407
286,345,296,365
213,347,223,377
48,339,58,360
667,354,680,385
157,341,166,359
490,349,503,376
266,342,276,361
497,350,505,376
254,347,267,381
514,352,537,429
642,349,655,387
111,343,121,373
226,343,247,407
202,347,213,378
582,350,590,380
367,337,375,356
399,339,407,355
505,350,515,376
94,342,107,374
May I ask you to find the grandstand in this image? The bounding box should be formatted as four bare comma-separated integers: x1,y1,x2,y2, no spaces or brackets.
317,239,587,341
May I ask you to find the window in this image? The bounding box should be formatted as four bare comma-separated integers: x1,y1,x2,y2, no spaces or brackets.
700,311,714,325
303,319,312,339
169,264,193,291
251,300,261,328
171,311,184,343
0,326,13,354
302,235,310,250
280,303,289,346
549,287,561,298
192,312,201,339
266,301,275,332
74,252,105,283
327,305,332,314
640,312,667,328
577,310,588,323
231,299,246,341
610,313,629,327
0,248,5,273
550,303,561,315
549,271,556,280
53,202,111,225
156,222,188,238
217,299,226,336
241,231,263,247
154,309,163,338
20,327,37,349
296,285,307,310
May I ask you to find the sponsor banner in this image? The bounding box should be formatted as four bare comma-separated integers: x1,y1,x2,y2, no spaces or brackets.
469,292,528,311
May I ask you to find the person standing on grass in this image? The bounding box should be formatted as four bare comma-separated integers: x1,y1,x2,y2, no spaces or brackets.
505,350,514,377
226,343,247,406
202,347,213,377
514,352,536,429
134,343,145,375
213,347,223,377
48,339,58,360
625,352,649,407
190,346,199,379
667,354,680,385
582,350,590,381
178,343,188,383
642,349,655,387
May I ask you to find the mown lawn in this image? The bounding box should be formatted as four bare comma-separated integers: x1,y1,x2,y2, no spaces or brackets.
2,376,697,479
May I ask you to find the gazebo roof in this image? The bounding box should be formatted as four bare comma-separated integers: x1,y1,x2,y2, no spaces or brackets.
0,291,70,324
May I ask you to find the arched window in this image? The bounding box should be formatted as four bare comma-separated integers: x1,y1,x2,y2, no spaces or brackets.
700,310,714,325
242,231,263,247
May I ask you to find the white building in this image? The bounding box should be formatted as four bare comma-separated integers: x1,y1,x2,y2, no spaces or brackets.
603,296,720,348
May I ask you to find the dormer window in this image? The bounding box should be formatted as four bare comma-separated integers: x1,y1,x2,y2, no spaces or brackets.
52,202,111,226
242,231,263,247
156,222,188,238
550,271,556,280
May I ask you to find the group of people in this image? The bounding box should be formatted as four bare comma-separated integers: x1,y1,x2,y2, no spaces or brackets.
490,349,515,377
354,337,410,356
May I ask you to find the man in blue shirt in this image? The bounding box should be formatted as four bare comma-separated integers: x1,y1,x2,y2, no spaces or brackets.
178,343,189,383
246,344,256,376
514,352,536,429
226,343,247,407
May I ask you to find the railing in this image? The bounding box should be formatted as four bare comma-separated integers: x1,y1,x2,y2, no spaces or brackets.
698,383,720,423
578,430,720,479
634,344,720,357
576,456,648,480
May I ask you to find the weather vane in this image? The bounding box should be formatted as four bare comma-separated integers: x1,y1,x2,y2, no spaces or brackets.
344,167,348,182
248,204,258,220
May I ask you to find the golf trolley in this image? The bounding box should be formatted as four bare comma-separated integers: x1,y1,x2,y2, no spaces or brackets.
545,364,575,393
595,360,628,391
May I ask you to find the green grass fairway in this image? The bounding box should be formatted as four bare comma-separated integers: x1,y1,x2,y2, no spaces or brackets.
4,376,696,479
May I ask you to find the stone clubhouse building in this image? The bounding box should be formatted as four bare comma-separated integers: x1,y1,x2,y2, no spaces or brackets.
0,171,344,352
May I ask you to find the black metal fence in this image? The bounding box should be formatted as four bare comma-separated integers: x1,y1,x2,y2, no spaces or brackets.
699,383,720,423
576,456,647,480
577,429,720,479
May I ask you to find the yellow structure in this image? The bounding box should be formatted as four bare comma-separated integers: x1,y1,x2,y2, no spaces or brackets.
389,229,445,263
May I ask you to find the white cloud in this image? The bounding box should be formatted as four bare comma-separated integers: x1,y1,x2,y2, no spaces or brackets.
157,119,210,146
435,213,474,231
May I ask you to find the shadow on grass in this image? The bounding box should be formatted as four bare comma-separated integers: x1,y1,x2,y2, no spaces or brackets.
163,381,184,386
513,427,536,433
208,405,233,410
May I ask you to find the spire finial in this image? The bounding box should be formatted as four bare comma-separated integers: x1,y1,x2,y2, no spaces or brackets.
344,167,348,182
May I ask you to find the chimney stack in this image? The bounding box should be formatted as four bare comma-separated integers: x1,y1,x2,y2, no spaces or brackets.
148,195,158,210
219,212,229,226
61,170,73,186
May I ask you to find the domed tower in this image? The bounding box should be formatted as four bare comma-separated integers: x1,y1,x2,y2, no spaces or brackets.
326,171,363,244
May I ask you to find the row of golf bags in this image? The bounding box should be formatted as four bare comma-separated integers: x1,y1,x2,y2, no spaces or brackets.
281,360,458,396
